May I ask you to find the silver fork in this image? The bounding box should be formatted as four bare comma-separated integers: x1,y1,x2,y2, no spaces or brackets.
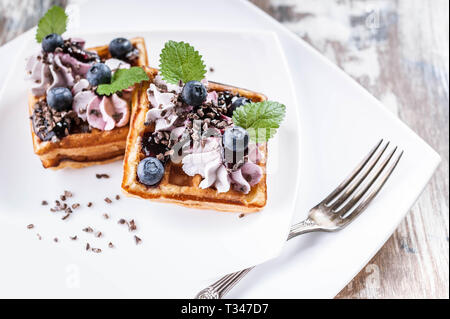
195,139,403,299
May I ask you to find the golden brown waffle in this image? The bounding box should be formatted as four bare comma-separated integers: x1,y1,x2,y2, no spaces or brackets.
122,67,268,213
28,37,149,169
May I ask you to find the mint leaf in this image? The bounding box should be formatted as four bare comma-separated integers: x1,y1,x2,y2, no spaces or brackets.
159,40,206,84
232,101,286,142
97,67,149,96
36,6,68,43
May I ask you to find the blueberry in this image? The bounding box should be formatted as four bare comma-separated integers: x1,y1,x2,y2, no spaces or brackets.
109,38,133,59
228,97,251,116
87,63,112,86
181,81,207,106
47,87,73,111
52,120,70,138
42,33,64,52
137,157,165,186
222,126,249,160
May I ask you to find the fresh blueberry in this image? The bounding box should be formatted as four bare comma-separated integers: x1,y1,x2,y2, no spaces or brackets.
52,120,70,138
137,157,165,186
223,126,249,153
228,97,251,116
47,87,73,111
109,38,133,59
87,63,112,86
181,81,207,106
42,33,64,52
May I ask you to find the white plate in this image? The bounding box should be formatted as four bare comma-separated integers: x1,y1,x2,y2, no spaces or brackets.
0,0,441,299
0,30,300,298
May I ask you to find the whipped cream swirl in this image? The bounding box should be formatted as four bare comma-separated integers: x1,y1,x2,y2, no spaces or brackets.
182,138,263,194
25,39,93,97
71,59,131,131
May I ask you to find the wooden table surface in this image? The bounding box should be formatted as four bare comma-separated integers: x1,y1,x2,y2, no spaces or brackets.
1,0,448,299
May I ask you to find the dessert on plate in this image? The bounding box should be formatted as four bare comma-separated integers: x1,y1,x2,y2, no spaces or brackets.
25,6,149,169
122,41,286,212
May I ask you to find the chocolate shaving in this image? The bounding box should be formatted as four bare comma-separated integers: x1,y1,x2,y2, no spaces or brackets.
54,237,58,243
70,236,78,241
108,242,114,248
86,243,90,251
60,195,66,201
62,213,71,220
115,195,120,200
103,213,110,219
91,248,102,253
95,231,103,238
27,224,34,229
238,213,245,218
71,203,80,209
41,200,48,206
129,220,137,232
134,235,142,245
104,197,112,204
83,227,94,233
96,174,110,179
87,202,93,207
118,219,127,225
64,190,73,198
37,234,42,240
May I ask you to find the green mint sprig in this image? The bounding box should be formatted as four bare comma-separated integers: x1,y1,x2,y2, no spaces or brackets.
232,101,286,142
97,67,149,96
159,40,206,85
35,6,68,43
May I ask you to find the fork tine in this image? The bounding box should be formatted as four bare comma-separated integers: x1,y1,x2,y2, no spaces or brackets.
342,151,403,224
336,147,402,218
322,139,383,205
330,141,390,210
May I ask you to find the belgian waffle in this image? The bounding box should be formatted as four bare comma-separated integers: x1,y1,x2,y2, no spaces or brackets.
28,37,149,169
122,67,268,213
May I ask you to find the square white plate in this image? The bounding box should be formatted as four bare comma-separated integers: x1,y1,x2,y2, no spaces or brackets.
0,0,440,298
0,30,300,298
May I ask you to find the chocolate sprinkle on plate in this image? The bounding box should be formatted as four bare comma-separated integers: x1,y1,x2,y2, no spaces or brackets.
115,195,120,200
86,243,90,251
91,248,102,253
82,227,94,233
129,220,137,232
108,242,114,248
118,219,127,225
54,237,58,243
41,200,48,206
104,197,112,204
96,173,110,179
238,213,245,218
37,234,42,240
71,203,80,209
70,236,78,240
87,202,93,207
134,235,142,245
64,190,73,198
62,213,71,220
103,213,110,219
27,224,34,229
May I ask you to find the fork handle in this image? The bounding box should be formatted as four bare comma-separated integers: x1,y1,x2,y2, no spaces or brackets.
195,217,320,299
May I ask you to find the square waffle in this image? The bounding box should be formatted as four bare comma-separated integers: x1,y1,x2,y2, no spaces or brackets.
28,37,148,169
122,67,268,213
